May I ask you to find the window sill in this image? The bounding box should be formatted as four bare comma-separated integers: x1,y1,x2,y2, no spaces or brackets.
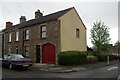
15,41,19,42
24,39,29,41
41,37,46,39
76,36,80,38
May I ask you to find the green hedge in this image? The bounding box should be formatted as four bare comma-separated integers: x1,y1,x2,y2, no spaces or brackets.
87,56,98,63
95,54,113,62
58,51,87,66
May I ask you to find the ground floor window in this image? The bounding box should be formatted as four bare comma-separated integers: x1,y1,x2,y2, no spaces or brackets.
8,46,11,54
15,46,18,54
24,46,29,56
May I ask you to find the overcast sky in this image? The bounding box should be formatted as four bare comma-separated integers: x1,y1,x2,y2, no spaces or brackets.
0,1,119,47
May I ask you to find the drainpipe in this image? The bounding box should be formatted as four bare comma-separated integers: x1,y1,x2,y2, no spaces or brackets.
2,31,4,58
22,30,24,55
118,43,120,76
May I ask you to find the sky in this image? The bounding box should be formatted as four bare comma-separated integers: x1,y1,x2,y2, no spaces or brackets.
0,0,119,47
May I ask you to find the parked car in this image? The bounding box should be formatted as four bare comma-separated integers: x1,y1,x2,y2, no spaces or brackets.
0,57,2,61
2,54,33,70
112,53,120,59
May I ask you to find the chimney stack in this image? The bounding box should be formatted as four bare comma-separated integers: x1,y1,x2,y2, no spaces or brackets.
35,9,43,19
6,22,13,29
20,16,26,23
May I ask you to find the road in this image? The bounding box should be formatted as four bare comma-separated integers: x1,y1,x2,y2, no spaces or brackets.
2,62,119,80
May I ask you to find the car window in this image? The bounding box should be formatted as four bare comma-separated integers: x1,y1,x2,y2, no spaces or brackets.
15,55,24,59
3,55,7,59
6,55,12,59
11,55,15,59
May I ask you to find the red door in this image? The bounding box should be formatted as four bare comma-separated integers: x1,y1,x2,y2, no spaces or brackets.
42,43,56,64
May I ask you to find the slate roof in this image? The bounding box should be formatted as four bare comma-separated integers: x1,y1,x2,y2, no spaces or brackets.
4,7,74,32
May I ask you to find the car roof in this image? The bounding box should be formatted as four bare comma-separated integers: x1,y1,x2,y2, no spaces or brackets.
5,54,22,56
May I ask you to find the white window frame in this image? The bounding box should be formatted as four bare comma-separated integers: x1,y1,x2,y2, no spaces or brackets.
15,31,19,41
41,25,46,38
8,46,11,54
8,33,12,42
25,29,29,40
24,46,29,56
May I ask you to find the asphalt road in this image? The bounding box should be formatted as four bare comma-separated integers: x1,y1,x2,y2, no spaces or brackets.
1,62,119,80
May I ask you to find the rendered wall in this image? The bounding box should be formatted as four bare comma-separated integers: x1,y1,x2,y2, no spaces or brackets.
59,8,87,52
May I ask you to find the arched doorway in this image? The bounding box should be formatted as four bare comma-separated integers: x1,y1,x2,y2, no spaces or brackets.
42,43,56,64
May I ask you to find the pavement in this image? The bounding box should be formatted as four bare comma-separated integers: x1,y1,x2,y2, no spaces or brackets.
30,60,118,73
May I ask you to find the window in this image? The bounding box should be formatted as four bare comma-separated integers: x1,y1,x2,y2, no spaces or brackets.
15,55,24,58
76,28,80,37
15,31,19,41
8,33,12,42
8,46,11,54
6,55,12,59
24,46,29,56
15,46,18,54
24,29,29,40
41,25,46,38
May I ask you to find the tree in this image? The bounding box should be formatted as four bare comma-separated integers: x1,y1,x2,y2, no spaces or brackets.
90,20,111,53
115,41,120,46
114,41,120,51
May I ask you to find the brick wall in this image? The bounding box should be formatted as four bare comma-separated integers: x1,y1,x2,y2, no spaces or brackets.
0,33,2,57
3,20,60,63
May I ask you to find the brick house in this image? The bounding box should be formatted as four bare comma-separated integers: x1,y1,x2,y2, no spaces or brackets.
3,7,87,64
0,31,3,57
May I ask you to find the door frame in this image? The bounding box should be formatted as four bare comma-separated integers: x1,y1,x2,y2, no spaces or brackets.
36,45,41,63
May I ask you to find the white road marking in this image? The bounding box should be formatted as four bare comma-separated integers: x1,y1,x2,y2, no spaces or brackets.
107,67,118,70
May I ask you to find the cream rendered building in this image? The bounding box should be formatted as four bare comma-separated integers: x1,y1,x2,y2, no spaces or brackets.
59,7,87,52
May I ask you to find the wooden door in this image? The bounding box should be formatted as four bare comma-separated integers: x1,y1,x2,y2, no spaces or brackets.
42,43,56,64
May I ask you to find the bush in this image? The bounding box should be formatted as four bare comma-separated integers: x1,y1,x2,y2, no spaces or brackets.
95,54,107,62
87,56,98,63
95,54,113,62
58,51,87,66
108,55,114,60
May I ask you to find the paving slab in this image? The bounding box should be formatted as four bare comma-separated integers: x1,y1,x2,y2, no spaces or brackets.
30,60,118,73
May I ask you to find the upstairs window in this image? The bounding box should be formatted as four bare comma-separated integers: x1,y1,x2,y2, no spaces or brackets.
15,31,19,41
8,33,12,42
24,29,29,40
76,28,80,37
41,25,46,38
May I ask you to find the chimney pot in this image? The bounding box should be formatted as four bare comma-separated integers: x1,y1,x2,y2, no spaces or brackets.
6,22,13,29
20,16,26,23
35,9,43,19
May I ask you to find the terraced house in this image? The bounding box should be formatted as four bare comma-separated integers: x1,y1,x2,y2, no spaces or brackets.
3,7,87,64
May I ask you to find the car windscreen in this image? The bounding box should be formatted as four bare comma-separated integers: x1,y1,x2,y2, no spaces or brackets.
14,55,24,59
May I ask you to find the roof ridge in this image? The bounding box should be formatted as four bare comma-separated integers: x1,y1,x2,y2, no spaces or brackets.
4,7,74,32
14,7,74,26
44,7,74,17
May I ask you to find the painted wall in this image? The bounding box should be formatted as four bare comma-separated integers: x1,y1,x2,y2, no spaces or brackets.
59,8,87,52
